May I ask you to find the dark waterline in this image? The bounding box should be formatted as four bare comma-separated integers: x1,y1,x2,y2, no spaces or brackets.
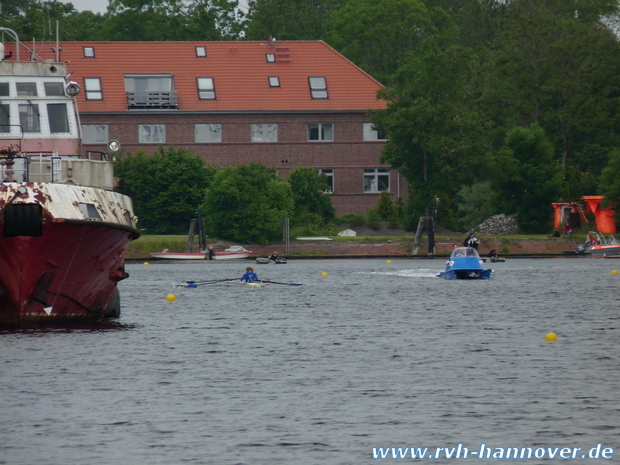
1,257,618,464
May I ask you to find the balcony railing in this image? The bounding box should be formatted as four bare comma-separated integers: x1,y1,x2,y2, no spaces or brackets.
126,91,178,109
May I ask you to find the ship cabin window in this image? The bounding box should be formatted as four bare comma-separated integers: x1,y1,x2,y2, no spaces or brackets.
139,124,166,143
251,123,278,142
84,78,102,100
196,46,207,57
363,168,390,193
197,78,216,100
195,124,221,143
82,124,109,144
18,103,40,133
308,123,333,141
47,104,69,133
83,47,95,58
269,76,280,87
317,168,334,193
44,82,65,97
78,203,101,219
17,82,37,97
0,83,9,96
309,77,328,99
0,104,9,133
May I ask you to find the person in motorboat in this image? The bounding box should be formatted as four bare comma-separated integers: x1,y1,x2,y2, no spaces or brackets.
463,232,480,249
207,246,215,260
268,251,280,262
241,267,259,283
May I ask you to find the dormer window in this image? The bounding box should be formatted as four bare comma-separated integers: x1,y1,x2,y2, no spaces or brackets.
83,47,95,58
269,76,280,87
309,77,328,99
84,78,102,100
266,53,276,63
197,77,216,100
196,46,207,57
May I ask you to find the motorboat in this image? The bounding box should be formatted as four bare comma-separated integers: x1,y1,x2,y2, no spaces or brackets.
577,231,620,257
438,247,492,279
150,246,252,260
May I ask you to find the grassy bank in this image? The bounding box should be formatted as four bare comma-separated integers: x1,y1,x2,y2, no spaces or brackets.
127,233,582,259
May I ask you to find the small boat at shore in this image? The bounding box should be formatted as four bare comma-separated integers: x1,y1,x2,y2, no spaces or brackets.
576,231,620,257
438,247,492,280
256,257,287,264
151,246,252,260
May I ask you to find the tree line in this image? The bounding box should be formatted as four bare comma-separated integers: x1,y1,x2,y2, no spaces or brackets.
5,0,620,233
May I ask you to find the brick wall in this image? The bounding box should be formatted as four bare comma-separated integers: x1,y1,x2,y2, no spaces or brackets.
81,111,408,216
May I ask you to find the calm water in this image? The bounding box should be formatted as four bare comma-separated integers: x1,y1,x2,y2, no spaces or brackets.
1,257,619,464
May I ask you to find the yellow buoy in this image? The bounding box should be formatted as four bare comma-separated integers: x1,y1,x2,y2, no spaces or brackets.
611,270,618,275
545,332,557,341
321,271,329,277
144,262,150,266
386,260,392,264
166,294,176,302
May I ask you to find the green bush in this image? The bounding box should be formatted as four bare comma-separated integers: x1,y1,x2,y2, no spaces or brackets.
338,213,366,226
368,210,381,229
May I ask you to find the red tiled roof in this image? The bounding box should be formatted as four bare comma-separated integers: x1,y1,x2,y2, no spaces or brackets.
23,40,386,112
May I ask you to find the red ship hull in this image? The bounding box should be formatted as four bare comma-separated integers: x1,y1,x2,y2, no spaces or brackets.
0,221,137,328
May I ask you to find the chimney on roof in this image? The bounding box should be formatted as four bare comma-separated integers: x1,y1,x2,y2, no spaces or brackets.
267,36,276,48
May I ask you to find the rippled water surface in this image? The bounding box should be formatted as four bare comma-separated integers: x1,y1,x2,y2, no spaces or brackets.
1,258,619,464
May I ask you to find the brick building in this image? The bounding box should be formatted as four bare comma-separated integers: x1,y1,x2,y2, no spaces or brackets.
35,39,406,216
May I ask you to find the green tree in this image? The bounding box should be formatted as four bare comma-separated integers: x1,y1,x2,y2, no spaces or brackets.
114,147,216,234
245,0,345,40
288,167,335,227
456,181,496,231
329,0,430,83
202,162,294,244
598,149,620,224
489,124,562,233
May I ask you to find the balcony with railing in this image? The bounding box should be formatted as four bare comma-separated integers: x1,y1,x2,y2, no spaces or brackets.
126,91,178,109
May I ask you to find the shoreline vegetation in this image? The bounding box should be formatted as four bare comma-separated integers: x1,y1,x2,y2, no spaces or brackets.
127,233,584,260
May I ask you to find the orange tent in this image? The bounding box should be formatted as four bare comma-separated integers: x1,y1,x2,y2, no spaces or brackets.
582,196,617,234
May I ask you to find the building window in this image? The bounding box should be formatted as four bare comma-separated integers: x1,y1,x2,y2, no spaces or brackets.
266,53,276,63
16,82,37,97
309,76,328,99
84,78,102,100
269,76,280,87
317,168,334,193
196,46,207,57
139,124,166,143
251,123,278,142
0,104,10,133
195,124,222,143
82,124,109,144
308,123,333,141
19,103,40,133
364,168,390,193
363,122,387,141
83,47,95,58
47,104,69,133
125,74,175,108
197,78,216,100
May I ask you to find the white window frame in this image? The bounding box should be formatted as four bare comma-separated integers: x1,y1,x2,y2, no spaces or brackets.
317,168,334,193
363,122,388,141
139,124,166,143
83,47,95,58
197,77,215,100
251,123,278,142
269,76,280,87
309,76,328,99
82,124,109,144
196,46,207,57
84,78,102,100
307,123,333,142
266,53,276,63
195,124,222,143
364,168,390,193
